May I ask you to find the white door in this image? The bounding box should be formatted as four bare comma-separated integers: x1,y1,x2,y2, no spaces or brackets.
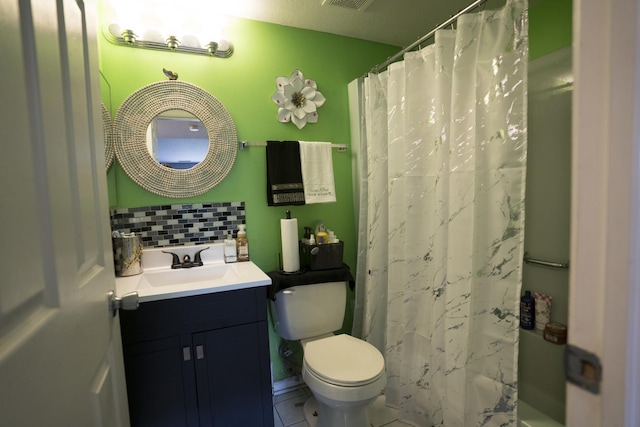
0,0,129,425
569,0,640,426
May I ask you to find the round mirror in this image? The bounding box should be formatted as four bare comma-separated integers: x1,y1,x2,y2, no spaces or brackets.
147,110,209,169
114,81,237,197
103,103,115,170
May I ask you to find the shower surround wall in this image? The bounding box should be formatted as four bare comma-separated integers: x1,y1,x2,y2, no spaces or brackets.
110,202,245,248
519,47,572,424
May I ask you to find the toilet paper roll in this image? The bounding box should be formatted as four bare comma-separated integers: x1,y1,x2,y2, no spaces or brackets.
281,218,300,272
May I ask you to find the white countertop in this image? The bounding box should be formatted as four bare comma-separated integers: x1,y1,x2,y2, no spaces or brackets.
115,243,272,303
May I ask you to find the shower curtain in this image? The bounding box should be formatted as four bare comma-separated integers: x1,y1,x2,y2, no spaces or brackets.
352,0,528,425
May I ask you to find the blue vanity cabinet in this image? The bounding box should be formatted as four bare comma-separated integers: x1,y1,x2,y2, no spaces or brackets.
119,334,199,426
119,287,274,427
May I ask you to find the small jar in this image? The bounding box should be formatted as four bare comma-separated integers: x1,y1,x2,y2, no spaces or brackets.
543,322,567,345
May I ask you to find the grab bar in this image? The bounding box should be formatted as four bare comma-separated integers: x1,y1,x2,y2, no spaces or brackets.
523,252,569,269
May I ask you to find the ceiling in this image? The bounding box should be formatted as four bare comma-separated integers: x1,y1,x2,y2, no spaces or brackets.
206,0,503,48
104,0,527,57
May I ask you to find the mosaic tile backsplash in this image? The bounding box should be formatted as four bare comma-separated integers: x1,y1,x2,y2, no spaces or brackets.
110,202,245,248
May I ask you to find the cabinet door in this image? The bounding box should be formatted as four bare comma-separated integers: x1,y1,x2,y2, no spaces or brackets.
194,321,274,427
123,335,199,427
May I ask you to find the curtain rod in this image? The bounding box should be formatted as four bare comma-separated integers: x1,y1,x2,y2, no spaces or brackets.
367,0,488,75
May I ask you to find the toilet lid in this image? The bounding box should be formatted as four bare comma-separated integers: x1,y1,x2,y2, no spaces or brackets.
304,334,385,386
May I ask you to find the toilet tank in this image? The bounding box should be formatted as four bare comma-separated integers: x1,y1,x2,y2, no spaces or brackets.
271,281,347,341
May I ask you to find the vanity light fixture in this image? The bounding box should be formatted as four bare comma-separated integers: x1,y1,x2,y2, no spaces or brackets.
121,29,136,44
205,41,219,56
165,35,180,50
104,24,233,58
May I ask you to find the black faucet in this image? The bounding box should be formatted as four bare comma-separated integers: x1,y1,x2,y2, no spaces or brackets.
162,247,209,269
193,247,208,266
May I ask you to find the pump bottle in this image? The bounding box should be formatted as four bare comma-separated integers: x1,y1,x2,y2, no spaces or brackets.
223,230,237,263
236,224,250,262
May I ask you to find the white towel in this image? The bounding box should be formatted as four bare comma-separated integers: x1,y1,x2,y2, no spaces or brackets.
299,141,337,204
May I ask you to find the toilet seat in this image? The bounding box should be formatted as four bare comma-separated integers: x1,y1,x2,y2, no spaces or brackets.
303,334,385,387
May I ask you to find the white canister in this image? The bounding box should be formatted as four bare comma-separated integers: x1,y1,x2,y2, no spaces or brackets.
113,234,143,276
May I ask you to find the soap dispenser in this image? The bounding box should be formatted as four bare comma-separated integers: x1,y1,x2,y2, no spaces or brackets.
236,224,249,262
302,226,312,244
223,230,237,263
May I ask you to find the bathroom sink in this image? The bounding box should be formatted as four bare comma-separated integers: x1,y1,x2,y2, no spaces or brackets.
142,263,238,287
115,243,271,302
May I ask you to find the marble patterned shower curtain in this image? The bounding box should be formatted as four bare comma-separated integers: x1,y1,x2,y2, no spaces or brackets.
353,1,528,425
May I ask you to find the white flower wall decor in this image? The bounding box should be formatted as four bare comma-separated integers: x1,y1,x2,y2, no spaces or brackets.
271,70,326,129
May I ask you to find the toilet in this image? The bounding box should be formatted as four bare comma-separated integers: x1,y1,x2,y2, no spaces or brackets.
271,280,386,427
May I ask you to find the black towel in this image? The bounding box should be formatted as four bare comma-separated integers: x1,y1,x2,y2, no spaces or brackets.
266,141,306,206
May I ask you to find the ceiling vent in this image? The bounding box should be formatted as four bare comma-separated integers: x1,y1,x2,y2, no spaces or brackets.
321,0,376,11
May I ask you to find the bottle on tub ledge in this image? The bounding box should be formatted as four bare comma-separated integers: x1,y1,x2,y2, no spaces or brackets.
236,224,250,262
520,290,535,330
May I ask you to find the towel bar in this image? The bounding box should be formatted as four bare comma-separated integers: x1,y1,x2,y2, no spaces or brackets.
523,252,570,269
239,141,348,152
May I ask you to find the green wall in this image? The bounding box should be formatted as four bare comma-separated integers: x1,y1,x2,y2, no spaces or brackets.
98,8,398,382
100,16,398,273
529,0,572,60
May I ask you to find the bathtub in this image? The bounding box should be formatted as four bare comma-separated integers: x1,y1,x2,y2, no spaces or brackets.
518,400,564,427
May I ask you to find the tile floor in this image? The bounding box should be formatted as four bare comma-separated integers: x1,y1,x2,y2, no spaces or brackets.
272,387,412,427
